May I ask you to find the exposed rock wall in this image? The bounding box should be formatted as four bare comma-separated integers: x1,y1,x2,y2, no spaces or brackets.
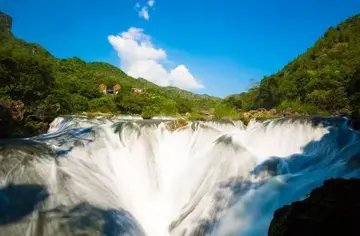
268,178,360,236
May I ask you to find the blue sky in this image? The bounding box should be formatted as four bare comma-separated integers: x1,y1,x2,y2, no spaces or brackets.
1,0,360,97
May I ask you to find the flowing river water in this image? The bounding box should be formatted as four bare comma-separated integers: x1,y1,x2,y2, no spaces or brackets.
0,116,360,236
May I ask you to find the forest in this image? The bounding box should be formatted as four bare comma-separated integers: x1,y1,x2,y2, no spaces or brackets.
1,11,360,137
224,14,360,117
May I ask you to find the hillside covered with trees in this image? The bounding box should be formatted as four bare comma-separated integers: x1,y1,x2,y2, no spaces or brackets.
224,14,360,117
0,11,227,116
1,11,241,137
1,10,360,137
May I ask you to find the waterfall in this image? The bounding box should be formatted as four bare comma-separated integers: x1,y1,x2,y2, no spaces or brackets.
0,116,359,236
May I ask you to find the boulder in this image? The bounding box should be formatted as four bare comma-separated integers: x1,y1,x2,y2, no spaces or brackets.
0,100,60,138
268,178,360,236
349,114,360,131
25,103,60,123
0,100,25,121
24,103,60,136
0,11,12,33
166,118,188,132
0,100,25,138
242,108,303,124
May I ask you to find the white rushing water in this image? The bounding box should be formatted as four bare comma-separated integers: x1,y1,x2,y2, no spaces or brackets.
0,116,360,236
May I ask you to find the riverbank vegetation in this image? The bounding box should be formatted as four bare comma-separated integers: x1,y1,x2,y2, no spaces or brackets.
1,11,360,137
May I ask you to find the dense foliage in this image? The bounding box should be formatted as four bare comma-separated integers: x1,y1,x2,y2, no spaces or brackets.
224,14,360,117
2,10,360,125
0,11,227,121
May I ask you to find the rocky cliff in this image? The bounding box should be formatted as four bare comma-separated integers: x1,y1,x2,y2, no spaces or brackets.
0,11,12,33
0,100,60,138
268,178,360,236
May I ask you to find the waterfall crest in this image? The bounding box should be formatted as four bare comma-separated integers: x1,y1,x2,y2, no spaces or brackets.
0,116,359,236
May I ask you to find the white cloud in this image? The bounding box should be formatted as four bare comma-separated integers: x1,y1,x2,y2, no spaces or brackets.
139,6,149,21
147,0,155,7
135,1,155,20
170,65,203,89
108,28,204,90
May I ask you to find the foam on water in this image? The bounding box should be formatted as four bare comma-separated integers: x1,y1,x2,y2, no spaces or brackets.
0,116,359,236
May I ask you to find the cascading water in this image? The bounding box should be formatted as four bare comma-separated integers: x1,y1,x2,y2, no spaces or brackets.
0,116,360,236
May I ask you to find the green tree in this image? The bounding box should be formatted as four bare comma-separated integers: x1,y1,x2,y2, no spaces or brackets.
89,97,117,113
232,14,360,115
0,46,55,104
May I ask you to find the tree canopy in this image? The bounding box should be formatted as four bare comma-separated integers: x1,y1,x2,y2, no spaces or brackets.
2,10,360,122
224,14,360,116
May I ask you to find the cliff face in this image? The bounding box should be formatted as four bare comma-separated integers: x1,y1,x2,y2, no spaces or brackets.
0,11,12,34
268,178,360,236
0,100,60,138
0,100,25,138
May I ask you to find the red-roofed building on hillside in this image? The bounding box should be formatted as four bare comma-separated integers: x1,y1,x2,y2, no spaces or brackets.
99,84,121,95
132,88,146,94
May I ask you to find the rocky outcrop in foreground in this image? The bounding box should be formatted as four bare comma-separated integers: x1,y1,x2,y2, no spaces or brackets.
0,100,60,138
166,118,188,131
268,178,360,236
0,100,25,138
243,108,301,123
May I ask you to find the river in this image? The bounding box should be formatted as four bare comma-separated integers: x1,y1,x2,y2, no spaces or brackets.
0,116,359,236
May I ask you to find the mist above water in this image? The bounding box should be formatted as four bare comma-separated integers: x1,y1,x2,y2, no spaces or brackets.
0,116,359,236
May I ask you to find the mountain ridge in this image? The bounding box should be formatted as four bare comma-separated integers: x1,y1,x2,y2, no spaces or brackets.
0,10,236,137
2,10,360,138
0,10,219,99
0,10,225,116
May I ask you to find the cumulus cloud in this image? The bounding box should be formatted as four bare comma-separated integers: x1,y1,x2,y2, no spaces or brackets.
108,28,204,90
170,65,202,89
135,1,155,21
138,6,150,20
147,0,155,7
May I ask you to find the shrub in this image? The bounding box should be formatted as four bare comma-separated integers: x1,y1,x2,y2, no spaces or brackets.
188,112,205,121
277,100,328,115
88,96,117,113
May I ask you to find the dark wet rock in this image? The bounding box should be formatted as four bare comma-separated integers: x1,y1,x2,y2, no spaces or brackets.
0,100,25,121
349,116,360,131
268,178,360,236
0,99,60,138
347,112,360,130
252,157,283,177
0,100,25,138
242,108,301,124
26,103,60,123
23,103,60,136
0,11,12,33
351,120,360,130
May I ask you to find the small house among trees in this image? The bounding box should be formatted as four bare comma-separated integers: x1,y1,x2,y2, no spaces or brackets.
132,88,146,94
